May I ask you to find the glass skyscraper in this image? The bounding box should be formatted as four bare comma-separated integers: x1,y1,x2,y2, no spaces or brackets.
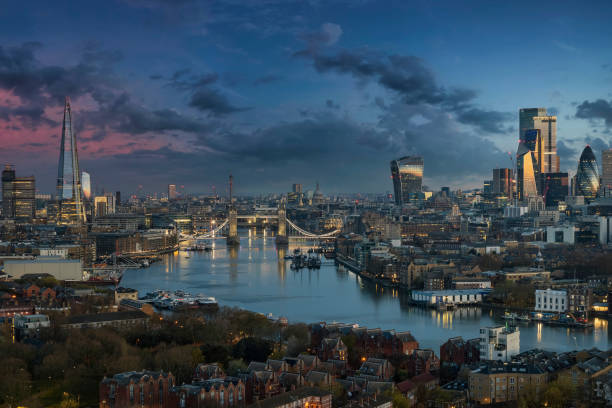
576,145,600,202
602,149,612,197
516,143,539,200
56,97,86,225
390,156,423,206
81,171,91,200
519,108,559,174
2,165,35,222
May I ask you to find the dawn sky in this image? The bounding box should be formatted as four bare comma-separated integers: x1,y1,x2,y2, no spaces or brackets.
2,0,612,195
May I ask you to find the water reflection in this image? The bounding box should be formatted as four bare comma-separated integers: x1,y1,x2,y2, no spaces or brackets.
122,234,610,353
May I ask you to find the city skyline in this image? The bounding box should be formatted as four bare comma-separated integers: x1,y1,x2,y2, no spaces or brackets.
2,1,612,194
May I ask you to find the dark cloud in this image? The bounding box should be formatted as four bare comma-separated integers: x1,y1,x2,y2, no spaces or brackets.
188,88,248,116
325,99,340,109
299,48,511,134
575,99,612,127
80,92,211,134
166,69,247,116
0,42,216,137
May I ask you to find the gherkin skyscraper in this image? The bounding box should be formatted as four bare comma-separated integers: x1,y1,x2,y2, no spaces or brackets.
576,145,600,202
56,97,86,225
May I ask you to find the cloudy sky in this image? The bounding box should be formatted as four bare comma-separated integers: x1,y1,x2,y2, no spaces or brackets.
2,0,612,195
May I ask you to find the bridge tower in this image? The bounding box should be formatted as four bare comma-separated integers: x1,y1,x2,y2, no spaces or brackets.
275,196,288,245
226,174,240,246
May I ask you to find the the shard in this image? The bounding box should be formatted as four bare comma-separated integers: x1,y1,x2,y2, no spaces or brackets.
56,97,86,225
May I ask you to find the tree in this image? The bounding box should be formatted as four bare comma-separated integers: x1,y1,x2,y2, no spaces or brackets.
226,359,247,376
0,358,31,407
232,337,273,363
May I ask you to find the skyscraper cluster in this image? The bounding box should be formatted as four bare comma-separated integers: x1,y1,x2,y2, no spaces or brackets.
516,108,568,206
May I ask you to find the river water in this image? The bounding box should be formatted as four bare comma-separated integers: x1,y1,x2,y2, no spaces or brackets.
121,231,610,353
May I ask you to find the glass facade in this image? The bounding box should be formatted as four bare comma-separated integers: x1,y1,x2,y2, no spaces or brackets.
56,97,86,225
493,168,513,197
390,156,423,205
2,165,15,219
576,145,600,202
516,143,540,200
532,116,559,173
541,172,568,207
602,149,612,197
81,171,91,200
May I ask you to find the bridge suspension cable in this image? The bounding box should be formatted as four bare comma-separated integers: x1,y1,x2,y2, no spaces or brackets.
284,217,340,238
196,219,229,238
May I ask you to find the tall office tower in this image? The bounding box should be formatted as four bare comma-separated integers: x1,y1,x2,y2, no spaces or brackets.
168,184,177,200
493,168,513,197
2,165,35,222
94,196,107,217
81,171,91,200
532,115,559,173
519,107,547,146
56,97,86,225
13,176,35,221
390,156,424,205
576,145,600,202
2,165,16,218
292,184,303,194
516,144,540,200
115,191,121,206
541,172,569,207
483,180,493,196
104,192,116,214
602,149,612,197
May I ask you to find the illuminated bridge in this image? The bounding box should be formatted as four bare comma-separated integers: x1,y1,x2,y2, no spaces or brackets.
180,203,340,242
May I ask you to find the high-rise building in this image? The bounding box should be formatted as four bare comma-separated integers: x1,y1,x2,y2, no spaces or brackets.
602,149,612,197
81,171,91,200
390,156,424,205
168,184,177,200
532,115,559,173
493,168,513,197
483,180,493,196
519,108,547,141
104,192,116,214
94,196,107,217
56,97,86,225
292,184,303,194
516,144,540,200
2,165,35,222
2,165,16,219
541,172,568,207
576,145,600,202
115,191,121,206
14,176,35,221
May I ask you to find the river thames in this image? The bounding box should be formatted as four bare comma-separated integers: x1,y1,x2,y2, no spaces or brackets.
121,231,610,353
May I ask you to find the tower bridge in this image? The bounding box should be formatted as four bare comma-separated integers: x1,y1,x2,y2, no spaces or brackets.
180,175,341,245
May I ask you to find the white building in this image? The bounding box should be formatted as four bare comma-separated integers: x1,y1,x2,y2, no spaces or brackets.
535,288,567,312
411,289,486,306
504,205,528,218
479,326,520,362
38,247,69,258
14,314,51,333
546,225,575,244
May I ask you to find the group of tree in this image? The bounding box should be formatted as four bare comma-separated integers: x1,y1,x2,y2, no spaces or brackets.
0,306,311,407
